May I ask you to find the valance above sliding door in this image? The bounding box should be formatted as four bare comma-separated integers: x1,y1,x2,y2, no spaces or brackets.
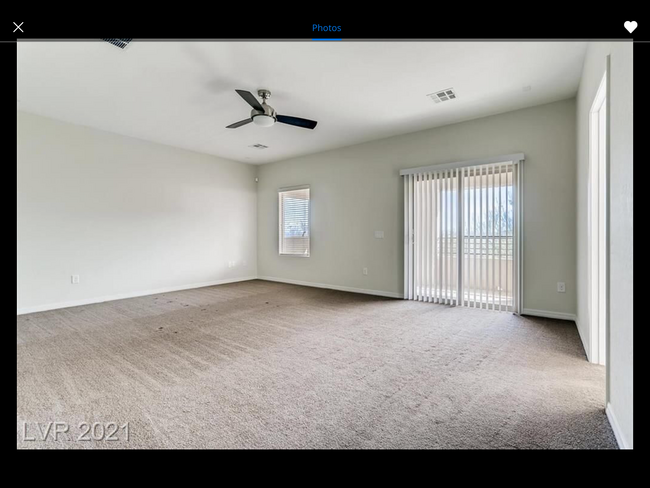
401,154,524,314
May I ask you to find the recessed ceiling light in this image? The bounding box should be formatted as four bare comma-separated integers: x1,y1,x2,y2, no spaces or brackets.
427,88,457,103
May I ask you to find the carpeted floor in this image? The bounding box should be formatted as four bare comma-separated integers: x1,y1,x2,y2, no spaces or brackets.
16,279,617,449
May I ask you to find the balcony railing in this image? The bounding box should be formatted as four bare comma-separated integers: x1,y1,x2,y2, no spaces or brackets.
433,236,514,258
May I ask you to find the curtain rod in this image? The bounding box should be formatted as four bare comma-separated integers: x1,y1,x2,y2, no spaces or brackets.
400,153,525,176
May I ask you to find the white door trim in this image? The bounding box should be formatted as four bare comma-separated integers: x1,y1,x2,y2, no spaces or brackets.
587,71,608,365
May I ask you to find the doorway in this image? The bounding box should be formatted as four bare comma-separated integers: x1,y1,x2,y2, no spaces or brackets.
588,73,607,365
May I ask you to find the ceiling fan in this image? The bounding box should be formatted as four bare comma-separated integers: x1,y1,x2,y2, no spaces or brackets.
226,89,318,130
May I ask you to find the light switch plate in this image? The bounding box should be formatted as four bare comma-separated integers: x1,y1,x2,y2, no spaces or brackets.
374,231,384,239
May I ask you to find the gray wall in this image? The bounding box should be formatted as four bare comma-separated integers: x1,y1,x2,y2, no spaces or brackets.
17,112,258,313
576,42,633,448
258,99,577,316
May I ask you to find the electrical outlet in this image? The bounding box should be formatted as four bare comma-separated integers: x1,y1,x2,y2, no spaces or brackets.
374,231,384,239
363,267,368,275
557,282,566,293
71,275,80,284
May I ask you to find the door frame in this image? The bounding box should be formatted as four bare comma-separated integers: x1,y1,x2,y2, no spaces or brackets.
588,71,608,365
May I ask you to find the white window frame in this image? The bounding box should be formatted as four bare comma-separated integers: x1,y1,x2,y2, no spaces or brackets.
278,185,311,258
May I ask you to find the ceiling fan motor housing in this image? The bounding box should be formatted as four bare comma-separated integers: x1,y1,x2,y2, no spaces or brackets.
251,103,277,126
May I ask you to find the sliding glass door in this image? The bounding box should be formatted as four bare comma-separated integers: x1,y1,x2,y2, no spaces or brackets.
462,164,515,310
403,156,522,313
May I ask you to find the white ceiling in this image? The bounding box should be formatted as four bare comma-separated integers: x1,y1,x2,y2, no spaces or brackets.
17,41,587,164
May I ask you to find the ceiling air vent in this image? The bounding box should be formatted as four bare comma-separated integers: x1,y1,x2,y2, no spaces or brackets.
103,38,133,49
427,88,457,103
249,144,269,149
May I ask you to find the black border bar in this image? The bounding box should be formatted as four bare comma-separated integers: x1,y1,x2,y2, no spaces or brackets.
2,17,646,42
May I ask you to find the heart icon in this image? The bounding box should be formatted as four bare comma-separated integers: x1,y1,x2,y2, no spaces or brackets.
624,21,638,33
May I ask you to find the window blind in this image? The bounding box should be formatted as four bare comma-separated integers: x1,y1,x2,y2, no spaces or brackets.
279,186,310,256
403,157,522,313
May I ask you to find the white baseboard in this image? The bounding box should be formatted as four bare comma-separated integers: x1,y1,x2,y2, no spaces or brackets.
606,403,631,449
521,308,577,322
17,276,258,315
257,276,403,299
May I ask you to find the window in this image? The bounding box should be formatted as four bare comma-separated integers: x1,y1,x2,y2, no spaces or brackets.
279,186,310,256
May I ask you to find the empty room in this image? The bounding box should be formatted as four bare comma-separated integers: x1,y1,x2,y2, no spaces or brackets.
16,38,634,449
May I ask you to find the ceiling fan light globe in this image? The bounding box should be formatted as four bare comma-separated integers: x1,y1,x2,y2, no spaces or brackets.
252,114,275,127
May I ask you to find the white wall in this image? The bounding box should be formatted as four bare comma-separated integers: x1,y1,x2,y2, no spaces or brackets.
17,112,257,313
576,42,633,448
257,99,577,316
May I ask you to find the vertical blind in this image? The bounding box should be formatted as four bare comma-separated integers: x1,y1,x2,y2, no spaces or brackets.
279,186,310,256
403,158,522,313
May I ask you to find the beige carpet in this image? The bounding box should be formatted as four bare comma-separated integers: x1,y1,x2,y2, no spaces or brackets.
17,279,616,449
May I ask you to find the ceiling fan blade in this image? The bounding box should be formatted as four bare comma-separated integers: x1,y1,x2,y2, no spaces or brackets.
277,115,318,130
235,90,264,112
226,118,253,129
